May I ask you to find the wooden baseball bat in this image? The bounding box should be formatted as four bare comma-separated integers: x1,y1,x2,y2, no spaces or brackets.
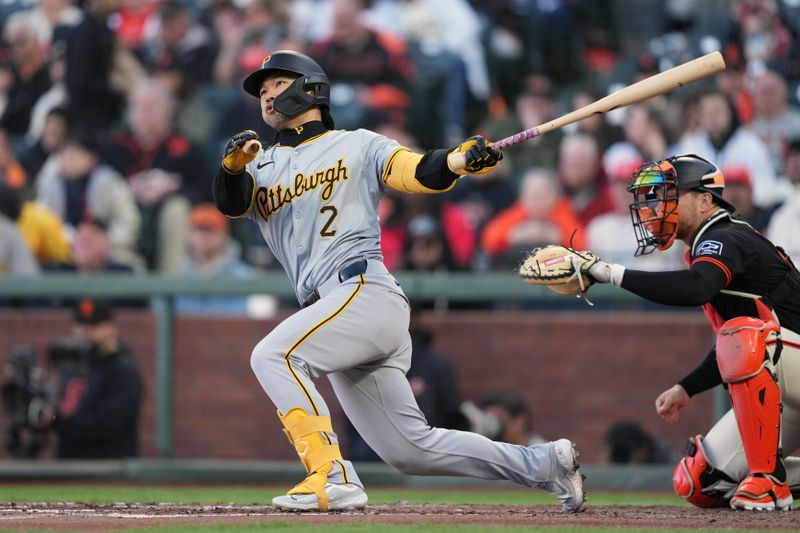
448,51,726,172
243,139,262,155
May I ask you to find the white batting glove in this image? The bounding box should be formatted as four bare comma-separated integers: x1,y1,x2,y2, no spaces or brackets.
588,261,625,287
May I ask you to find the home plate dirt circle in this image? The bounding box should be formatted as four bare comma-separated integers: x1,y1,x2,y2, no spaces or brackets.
0,502,796,530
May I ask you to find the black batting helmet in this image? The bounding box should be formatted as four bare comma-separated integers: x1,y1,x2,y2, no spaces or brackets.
242,50,334,129
669,154,735,211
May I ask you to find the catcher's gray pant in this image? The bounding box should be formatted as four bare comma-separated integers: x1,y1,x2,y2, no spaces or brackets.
250,261,563,489
703,326,800,491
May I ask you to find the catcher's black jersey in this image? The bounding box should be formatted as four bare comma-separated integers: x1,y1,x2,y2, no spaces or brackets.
688,211,800,332
621,209,800,396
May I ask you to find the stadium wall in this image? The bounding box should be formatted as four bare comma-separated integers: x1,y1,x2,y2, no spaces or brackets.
0,309,714,463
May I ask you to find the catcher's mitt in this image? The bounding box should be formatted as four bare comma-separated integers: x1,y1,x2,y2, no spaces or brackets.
518,244,600,301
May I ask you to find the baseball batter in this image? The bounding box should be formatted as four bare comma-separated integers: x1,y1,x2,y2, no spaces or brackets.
212,50,585,513
586,154,800,511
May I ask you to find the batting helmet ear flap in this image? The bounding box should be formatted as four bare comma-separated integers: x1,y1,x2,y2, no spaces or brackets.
272,77,319,117
321,106,335,130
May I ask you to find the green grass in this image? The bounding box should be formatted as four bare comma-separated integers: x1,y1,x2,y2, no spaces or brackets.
0,484,685,506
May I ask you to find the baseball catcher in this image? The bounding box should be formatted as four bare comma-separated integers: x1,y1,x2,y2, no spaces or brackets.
575,154,800,511
213,50,585,513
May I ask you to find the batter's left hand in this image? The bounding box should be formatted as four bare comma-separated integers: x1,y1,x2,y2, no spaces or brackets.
222,130,260,173
655,384,689,424
451,136,503,175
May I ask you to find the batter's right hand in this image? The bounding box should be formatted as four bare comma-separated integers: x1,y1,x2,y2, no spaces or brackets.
655,384,689,424
450,136,503,175
222,130,260,173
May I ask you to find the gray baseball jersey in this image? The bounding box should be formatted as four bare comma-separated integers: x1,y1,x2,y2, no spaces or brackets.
242,128,397,304
234,123,579,511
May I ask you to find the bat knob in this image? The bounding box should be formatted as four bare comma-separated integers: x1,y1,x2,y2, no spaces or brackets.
243,140,262,155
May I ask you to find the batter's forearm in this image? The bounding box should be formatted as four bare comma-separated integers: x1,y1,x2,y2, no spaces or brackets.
213,167,255,217
383,148,458,193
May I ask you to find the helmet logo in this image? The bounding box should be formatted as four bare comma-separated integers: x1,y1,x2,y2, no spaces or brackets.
262,55,271,66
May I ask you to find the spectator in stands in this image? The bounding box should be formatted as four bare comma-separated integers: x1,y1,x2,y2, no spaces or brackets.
62,0,125,136
378,193,406,271
399,193,476,271
213,0,289,87
114,0,160,51
603,105,669,173
20,107,69,186
733,0,794,74
767,138,800,265
481,390,547,447
27,0,82,49
482,168,585,269
45,299,143,459
395,0,487,147
667,88,704,153
0,128,28,196
309,0,415,129
446,155,516,253
135,0,216,88
749,70,800,176
721,165,775,233
714,43,753,125
51,216,138,273
0,184,40,275
557,133,613,226
402,214,456,272
25,48,67,147
570,88,623,153
105,79,206,272
673,89,782,208
0,182,71,268
586,157,685,270
0,13,51,138
479,73,562,180
35,133,141,269
174,204,253,316
605,421,675,464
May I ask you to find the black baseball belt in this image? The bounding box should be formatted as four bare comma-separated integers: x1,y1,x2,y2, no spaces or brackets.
302,258,369,308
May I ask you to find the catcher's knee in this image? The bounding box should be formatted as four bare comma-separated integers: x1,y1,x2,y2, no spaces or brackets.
673,435,734,508
716,316,780,382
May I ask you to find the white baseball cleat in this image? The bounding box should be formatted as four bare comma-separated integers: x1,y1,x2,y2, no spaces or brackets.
272,483,368,512
543,439,587,513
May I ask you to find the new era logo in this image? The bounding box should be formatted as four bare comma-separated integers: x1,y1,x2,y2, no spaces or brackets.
696,240,723,256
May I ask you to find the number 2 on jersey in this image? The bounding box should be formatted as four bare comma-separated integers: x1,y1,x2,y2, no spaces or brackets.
319,205,338,237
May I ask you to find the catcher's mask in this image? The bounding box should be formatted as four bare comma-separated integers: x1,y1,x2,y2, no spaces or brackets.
242,50,334,129
628,154,732,256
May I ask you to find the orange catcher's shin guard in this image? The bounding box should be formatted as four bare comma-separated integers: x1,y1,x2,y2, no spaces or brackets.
716,317,783,476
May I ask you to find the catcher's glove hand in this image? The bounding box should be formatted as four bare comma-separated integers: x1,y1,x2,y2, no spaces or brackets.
222,130,260,173
449,135,503,175
518,244,600,304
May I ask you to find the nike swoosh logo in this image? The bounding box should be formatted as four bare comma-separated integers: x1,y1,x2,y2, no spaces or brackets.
257,161,274,169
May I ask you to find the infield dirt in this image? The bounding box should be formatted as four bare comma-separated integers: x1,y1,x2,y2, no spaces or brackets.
0,502,797,531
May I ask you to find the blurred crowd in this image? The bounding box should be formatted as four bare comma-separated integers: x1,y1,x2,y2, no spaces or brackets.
1,0,800,291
